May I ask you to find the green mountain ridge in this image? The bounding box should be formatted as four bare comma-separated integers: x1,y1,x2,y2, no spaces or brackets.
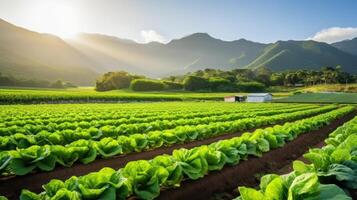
0,18,98,85
332,37,357,56
68,32,268,77
246,40,357,72
1,18,357,85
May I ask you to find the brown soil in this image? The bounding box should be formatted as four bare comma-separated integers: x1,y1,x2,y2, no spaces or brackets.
348,189,357,200
0,109,354,200
274,139,326,175
157,110,357,200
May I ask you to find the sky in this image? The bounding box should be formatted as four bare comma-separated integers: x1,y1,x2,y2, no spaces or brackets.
0,0,357,43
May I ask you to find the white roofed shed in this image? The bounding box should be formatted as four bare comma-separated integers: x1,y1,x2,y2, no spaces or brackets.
246,93,272,102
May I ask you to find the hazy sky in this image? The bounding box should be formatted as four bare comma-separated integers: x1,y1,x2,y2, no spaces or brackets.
1,0,357,43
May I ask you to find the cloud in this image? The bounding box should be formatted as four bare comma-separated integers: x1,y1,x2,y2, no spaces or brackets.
308,27,357,43
140,30,166,43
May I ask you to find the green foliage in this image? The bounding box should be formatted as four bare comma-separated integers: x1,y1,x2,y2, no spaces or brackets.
95,71,139,91
162,81,183,90
208,77,234,91
0,104,345,176
183,76,210,91
0,87,238,104
130,79,166,91
0,73,76,89
236,111,357,200
236,82,266,92
277,92,357,104
63,82,77,88
172,148,208,180
17,105,355,199
237,172,353,200
168,66,357,92
50,80,65,89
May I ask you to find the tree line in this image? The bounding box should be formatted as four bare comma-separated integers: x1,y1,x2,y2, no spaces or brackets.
0,73,77,88
95,66,357,92
95,71,183,91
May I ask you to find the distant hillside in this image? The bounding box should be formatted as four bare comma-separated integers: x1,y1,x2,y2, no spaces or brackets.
67,32,267,77
1,18,357,85
70,34,357,75
332,37,357,56
246,40,357,73
0,19,97,85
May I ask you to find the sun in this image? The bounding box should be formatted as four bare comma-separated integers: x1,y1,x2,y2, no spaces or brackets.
31,1,81,38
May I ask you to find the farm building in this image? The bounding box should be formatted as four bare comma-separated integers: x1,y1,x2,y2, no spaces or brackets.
224,95,246,102
246,93,272,102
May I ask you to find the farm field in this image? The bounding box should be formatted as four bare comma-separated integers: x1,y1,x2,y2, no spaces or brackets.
275,92,357,104
301,83,357,93
234,115,357,200
0,87,291,104
0,102,356,200
2,1,357,200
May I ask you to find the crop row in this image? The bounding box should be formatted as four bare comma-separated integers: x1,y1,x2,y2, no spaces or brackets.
5,106,354,200
0,89,231,104
0,105,319,142
0,105,337,173
0,102,292,117
0,105,338,177
0,103,305,124
0,104,315,136
236,115,357,200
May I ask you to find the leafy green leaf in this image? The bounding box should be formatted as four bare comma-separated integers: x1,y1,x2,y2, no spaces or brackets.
264,176,284,200
50,188,81,200
20,189,43,200
238,187,264,200
293,160,314,174
77,167,116,199
288,173,319,200
43,179,65,197
0,151,11,172
96,138,122,158
10,158,36,175
172,148,208,180
150,155,183,187
259,174,280,192
304,184,352,200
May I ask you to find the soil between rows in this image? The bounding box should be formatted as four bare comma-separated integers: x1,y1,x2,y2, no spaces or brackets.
157,110,357,200
0,108,349,199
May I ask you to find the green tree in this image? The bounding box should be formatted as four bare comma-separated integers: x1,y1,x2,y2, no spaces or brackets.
183,76,209,91
130,79,166,91
208,77,233,91
51,80,65,88
96,71,142,91
270,73,285,86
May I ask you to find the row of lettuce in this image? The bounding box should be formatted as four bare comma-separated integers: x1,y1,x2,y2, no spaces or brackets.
9,106,353,200
0,89,224,104
1,102,294,122
0,105,322,150
0,105,338,176
236,114,357,200
0,104,310,136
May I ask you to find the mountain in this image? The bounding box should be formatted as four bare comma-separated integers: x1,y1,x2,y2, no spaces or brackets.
67,32,267,77
332,37,357,56
59,33,357,76
1,18,357,85
0,18,98,85
246,40,357,73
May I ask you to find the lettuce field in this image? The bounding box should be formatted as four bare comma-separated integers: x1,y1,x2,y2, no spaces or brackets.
0,102,356,200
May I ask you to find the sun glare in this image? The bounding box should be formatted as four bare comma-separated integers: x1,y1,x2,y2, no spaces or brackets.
31,1,80,38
